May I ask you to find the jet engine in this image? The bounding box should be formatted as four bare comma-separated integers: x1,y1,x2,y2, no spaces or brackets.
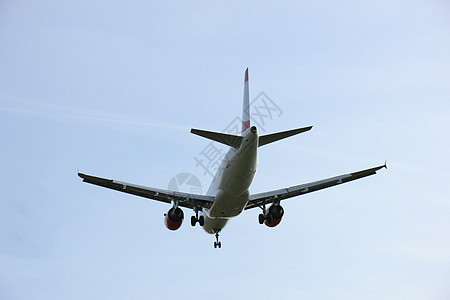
264,204,284,227
164,207,184,230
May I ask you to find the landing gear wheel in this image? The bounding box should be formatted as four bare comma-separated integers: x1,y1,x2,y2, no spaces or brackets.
199,215,205,226
191,215,197,226
258,213,265,224
214,231,222,249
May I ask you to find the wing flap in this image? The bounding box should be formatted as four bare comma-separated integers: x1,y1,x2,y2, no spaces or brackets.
246,164,386,210
79,173,214,209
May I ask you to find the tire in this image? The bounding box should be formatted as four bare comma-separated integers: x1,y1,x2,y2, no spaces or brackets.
199,215,205,226
191,215,197,226
258,214,265,224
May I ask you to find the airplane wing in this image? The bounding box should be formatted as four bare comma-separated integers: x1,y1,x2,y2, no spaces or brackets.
245,164,386,210
78,173,215,210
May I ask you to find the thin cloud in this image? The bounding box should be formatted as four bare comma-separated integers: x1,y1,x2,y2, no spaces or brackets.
0,98,188,133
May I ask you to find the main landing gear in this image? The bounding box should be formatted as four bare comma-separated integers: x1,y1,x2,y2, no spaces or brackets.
191,207,204,227
259,212,273,224
191,215,204,226
214,231,222,249
258,205,272,224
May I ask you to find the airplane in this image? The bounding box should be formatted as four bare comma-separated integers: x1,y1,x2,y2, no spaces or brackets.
78,68,386,248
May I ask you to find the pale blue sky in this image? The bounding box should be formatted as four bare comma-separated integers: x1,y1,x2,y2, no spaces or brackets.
1,1,449,299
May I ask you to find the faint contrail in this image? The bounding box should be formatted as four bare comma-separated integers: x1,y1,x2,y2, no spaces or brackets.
0,102,188,132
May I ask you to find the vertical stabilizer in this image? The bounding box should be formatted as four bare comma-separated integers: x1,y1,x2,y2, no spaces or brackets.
242,68,250,134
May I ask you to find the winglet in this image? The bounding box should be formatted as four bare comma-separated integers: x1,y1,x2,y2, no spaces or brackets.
384,160,388,169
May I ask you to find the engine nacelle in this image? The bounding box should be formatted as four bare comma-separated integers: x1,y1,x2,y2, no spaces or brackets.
164,207,184,230
264,204,284,227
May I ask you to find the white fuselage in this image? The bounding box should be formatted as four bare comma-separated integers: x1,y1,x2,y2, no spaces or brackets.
202,127,258,233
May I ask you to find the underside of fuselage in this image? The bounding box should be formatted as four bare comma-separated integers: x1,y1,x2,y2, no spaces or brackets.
202,126,258,234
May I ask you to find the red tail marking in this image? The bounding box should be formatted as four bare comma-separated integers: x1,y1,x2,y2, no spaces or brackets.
242,120,250,133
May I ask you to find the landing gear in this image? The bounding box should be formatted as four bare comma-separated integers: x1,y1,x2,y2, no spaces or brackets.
258,212,272,224
257,198,279,225
191,206,204,227
258,213,265,224
191,215,205,226
258,203,269,224
214,231,222,248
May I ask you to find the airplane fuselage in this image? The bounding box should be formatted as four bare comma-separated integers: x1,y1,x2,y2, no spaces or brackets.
202,126,258,233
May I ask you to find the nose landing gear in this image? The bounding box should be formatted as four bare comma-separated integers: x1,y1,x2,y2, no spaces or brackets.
213,231,222,248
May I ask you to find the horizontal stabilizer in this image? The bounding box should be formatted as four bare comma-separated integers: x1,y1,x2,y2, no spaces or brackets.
259,126,312,147
191,128,243,148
